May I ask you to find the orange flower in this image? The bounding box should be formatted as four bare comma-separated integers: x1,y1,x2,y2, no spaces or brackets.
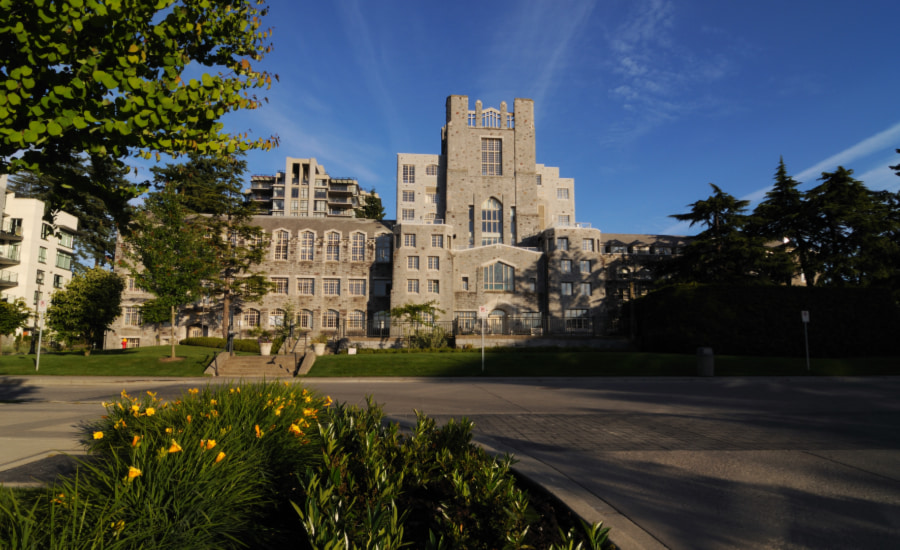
254,424,262,438
168,440,182,453
188,388,199,396
131,435,141,447
210,399,217,406
120,390,130,399
215,451,226,463
323,396,333,407
127,466,142,479
114,419,127,429
303,408,317,417
200,439,217,451
288,423,302,436
186,415,192,423
93,431,104,440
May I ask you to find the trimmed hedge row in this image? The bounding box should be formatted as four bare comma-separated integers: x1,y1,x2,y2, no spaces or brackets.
631,284,900,357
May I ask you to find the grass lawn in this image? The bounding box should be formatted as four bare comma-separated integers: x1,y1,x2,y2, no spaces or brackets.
0,345,225,377
307,350,900,377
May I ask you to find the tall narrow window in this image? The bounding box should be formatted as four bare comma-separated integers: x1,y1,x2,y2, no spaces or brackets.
467,206,474,246
509,206,516,244
351,232,365,261
481,197,502,245
300,231,315,261
326,232,340,261
402,164,415,184
274,230,289,260
376,234,391,262
481,138,502,176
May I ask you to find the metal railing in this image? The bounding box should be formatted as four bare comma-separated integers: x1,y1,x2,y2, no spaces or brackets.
330,315,597,340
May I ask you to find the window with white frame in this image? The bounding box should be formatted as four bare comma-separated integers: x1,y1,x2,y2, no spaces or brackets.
300,231,315,260
348,279,366,296
351,232,365,262
579,260,591,273
403,234,416,247
560,259,572,273
407,279,419,293
461,276,469,290
560,282,573,296
348,310,365,329
376,234,391,262
407,256,419,270
322,310,339,329
53,274,64,288
274,230,289,260
297,278,314,295
557,188,569,200
424,212,436,224
402,190,415,202
272,277,289,294
298,309,313,330
242,309,260,328
427,193,438,204
38,246,47,263
427,256,439,270
481,138,502,176
579,283,592,296
557,237,568,251
402,164,415,184
565,309,590,329
269,308,285,327
56,251,73,270
558,215,570,226
426,164,438,176
123,306,143,326
483,262,514,291
323,278,340,296
59,231,74,248
427,280,439,293
402,209,415,221
481,197,502,245
326,232,340,261
582,238,595,252
431,234,443,248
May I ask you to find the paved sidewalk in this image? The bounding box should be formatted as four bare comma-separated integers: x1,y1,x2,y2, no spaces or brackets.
2,375,899,549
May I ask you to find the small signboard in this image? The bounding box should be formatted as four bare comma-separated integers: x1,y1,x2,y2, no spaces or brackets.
478,305,488,319
37,299,48,314
801,310,809,323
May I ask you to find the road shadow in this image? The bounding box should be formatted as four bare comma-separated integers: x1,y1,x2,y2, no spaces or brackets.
0,377,38,403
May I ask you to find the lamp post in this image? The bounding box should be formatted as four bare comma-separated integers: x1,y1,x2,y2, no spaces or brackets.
28,280,43,354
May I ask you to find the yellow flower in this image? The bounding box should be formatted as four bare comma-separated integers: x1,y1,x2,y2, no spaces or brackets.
51,493,66,505
188,388,199,395
304,395,312,404
288,423,302,436
200,439,217,451
165,427,173,434
303,408,317,417
210,399,217,406
131,435,141,447
93,431,104,440
146,391,156,398
130,404,141,416
254,424,263,438
145,407,155,417
168,440,182,453
120,390,130,399
114,419,127,429
323,396,333,407
211,409,218,417
186,415,192,423
110,519,125,533
127,466,142,479
215,451,226,463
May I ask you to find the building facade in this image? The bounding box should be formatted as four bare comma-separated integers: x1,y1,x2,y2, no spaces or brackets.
106,96,686,348
0,175,79,327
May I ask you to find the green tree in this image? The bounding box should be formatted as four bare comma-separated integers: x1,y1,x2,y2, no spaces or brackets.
390,301,447,349
749,158,811,284
146,153,271,341
8,156,125,270
354,189,386,220
0,298,31,337
124,185,218,359
0,0,278,228
804,167,898,287
658,183,791,284
46,267,124,354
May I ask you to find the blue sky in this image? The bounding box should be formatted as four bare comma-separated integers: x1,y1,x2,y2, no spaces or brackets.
208,0,900,236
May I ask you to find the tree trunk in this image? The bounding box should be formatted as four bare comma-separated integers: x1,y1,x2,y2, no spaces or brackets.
170,305,176,359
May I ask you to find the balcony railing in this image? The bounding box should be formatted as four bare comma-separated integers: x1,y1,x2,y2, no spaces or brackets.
0,270,18,285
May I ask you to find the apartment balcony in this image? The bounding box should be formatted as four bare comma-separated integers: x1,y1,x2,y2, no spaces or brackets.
327,197,357,209
0,270,17,289
0,245,20,266
0,220,23,241
328,182,358,195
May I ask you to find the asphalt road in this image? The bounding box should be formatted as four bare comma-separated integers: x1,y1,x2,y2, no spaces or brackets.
1,375,899,549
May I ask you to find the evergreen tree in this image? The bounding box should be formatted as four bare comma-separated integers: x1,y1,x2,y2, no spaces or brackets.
124,185,219,359
658,183,791,284
144,153,272,341
355,190,386,220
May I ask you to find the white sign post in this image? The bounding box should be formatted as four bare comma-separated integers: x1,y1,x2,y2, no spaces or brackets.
801,310,810,372
478,306,488,373
35,299,48,372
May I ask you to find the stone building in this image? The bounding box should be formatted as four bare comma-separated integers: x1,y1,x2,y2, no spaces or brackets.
105,95,686,348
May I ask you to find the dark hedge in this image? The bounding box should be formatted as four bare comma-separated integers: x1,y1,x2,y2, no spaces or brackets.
630,285,900,357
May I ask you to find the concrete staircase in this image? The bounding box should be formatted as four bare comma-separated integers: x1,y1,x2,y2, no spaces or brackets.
212,354,301,378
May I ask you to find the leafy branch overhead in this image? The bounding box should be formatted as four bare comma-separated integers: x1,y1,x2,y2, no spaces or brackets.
0,0,279,226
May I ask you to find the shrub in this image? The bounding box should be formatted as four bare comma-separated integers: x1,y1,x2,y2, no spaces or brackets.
180,337,261,353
